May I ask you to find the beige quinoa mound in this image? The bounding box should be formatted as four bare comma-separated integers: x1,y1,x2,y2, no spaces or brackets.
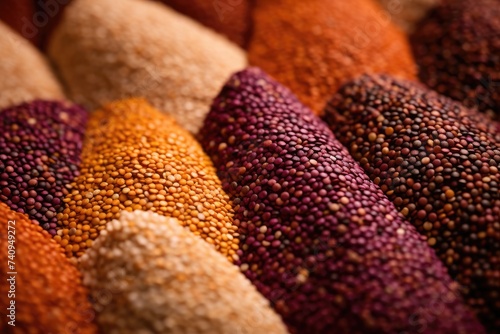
56,98,238,259
0,203,97,334
0,21,64,110
79,210,287,334
48,0,247,134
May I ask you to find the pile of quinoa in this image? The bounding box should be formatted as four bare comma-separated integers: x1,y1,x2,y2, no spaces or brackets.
0,100,87,235
0,21,64,110
161,0,251,48
248,0,417,115
56,98,238,259
324,74,500,331
48,0,247,134
0,202,97,334
198,68,483,334
79,210,287,334
377,0,439,33
411,0,500,118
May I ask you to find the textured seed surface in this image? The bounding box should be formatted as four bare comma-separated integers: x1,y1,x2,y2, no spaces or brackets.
57,98,238,259
324,74,500,331
0,100,87,235
48,0,247,133
79,210,287,334
199,68,483,334
377,0,439,32
248,0,416,115
161,0,251,48
411,0,500,118
0,202,97,334
0,21,64,110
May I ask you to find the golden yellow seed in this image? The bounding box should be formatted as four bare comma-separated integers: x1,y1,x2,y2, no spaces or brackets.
56,98,238,259
428,237,436,246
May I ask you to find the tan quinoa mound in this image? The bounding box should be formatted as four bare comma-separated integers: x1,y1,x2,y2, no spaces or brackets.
48,0,247,134
0,21,64,110
377,0,439,33
79,210,288,334
56,98,238,260
249,0,417,115
0,202,97,334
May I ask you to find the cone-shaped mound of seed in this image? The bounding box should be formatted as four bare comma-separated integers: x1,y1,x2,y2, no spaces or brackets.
248,0,416,115
377,0,439,33
411,0,500,118
0,21,64,110
199,68,483,334
57,98,238,259
0,100,87,235
48,0,247,134
0,203,97,334
324,74,500,331
79,210,287,334
161,0,251,48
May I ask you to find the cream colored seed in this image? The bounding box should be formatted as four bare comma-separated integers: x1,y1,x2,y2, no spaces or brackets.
79,211,286,333
48,0,246,134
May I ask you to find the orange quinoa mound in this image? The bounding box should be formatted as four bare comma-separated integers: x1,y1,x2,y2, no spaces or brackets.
0,202,96,334
249,0,417,115
56,98,238,259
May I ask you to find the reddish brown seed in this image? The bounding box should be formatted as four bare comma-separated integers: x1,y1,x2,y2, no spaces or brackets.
0,100,87,236
411,0,500,118
0,202,97,334
324,74,500,331
248,0,417,115
160,0,251,48
200,67,484,334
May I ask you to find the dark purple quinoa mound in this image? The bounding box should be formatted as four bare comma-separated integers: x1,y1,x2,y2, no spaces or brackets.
0,100,87,235
324,74,500,332
199,68,484,334
411,0,500,118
